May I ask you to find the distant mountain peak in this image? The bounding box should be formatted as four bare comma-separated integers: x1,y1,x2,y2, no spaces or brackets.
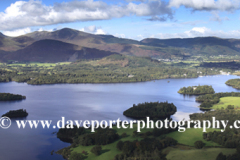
52,28,80,39
57,28,78,32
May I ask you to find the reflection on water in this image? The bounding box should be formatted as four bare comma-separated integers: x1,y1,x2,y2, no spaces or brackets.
0,75,239,159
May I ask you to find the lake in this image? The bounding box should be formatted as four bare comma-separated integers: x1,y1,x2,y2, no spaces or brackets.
0,75,239,160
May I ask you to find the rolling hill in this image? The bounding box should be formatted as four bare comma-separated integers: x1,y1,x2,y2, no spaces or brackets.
1,28,240,62
140,37,240,57
0,32,24,51
1,39,117,63
23,28,158,57
21,28,240,59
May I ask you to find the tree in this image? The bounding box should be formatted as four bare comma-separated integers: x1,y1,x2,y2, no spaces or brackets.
116,141,124,151
90,145,102,156
216,152,226,160
121,132,127,138
194,141,205,149
227,105,234,109
69,152,85,160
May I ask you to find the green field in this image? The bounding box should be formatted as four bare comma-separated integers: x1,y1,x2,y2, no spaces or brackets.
71,124,152,160
213,97,240,109
165,148,235,160
67,127,222,160
167,128,220,146
8,62,71,67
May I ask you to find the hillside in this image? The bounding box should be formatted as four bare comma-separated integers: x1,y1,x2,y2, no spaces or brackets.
141,37,240,58
1,28,240,62
1,39,117,63
11,36,35,46
21,29,240,59
0,32,23,51
24,28,158,57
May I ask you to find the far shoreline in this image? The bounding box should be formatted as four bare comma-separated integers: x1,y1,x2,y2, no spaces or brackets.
0,74,235,86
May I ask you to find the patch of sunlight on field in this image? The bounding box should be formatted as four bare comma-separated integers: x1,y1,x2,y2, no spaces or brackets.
167,128,220,146
213,97,240,109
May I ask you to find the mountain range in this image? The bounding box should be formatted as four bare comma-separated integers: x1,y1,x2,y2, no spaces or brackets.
1,28,240,63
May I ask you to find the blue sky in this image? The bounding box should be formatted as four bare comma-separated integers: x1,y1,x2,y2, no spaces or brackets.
0,0,240,40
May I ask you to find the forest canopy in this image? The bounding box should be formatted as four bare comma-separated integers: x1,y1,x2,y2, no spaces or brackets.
225,79,240,89
2,109,28,118
0,55,219,85
178,85,215,95
0,93,26,101
123,101,177,119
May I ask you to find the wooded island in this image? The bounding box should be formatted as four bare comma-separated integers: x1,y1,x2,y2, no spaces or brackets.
2,109,28,118
178,85,215,95
123,101,177,119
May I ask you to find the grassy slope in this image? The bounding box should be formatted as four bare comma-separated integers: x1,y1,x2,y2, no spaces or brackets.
71,124,152,160
165,148,235,160
212,97,240,109
167,128,220,147
69,126,221,160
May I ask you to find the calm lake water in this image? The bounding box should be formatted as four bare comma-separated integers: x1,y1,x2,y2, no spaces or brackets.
0,75,239,160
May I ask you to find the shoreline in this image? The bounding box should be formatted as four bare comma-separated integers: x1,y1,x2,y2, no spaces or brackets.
0,73,232,86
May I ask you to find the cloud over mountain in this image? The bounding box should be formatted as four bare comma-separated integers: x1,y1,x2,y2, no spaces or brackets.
0,0,174,30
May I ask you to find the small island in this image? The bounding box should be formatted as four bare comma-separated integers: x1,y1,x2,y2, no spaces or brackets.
123,101,177,119
0,93,26,101
2,109,28,118
178,85,215,95
225,79,240,89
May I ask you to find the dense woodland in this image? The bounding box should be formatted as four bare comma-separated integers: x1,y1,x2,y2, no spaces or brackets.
199,61,240,70
123,101,177,119
195,92,240,109
178,85,215,95
57,126,86,143
225,79,240,89
114,137,177,160
76,128,119,146
0,55,220,85
0,93,26,101
2,109,28,118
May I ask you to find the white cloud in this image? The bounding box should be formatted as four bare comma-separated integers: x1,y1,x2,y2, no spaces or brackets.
95,29,106,35
115,33,126,38
137,27,240,40
169,0,240,11
0,0,173,31
184,27,210,36
37,28,44,32
137,34,144,40
84,25,97,33
2,27,31,37
80,25,107,35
